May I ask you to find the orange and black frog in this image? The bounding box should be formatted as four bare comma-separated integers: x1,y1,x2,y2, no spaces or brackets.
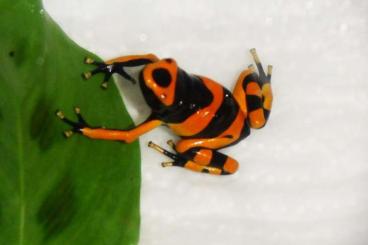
56,49,273,175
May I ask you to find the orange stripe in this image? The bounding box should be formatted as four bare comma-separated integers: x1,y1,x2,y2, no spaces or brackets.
175,137,233,153
262,83,273,110
193,149,213,165
219,109,245,140
172,87,247,153
81,120,162,143
223,157,239,174
249,108,265,129
105,54,159,64
184,161,204,172
169,76,224,136
246,82,262,96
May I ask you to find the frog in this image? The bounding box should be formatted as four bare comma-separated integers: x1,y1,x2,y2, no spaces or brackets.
56,49,273,175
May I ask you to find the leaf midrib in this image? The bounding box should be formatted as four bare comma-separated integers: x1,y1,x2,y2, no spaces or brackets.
17,109,25,245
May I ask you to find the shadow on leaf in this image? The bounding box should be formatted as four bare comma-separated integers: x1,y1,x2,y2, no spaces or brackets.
30,96,56,151
37,173,76,240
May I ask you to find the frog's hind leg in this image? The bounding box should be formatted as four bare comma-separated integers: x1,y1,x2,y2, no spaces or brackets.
180,147,239,175
148,140,239,175
233,49,273,129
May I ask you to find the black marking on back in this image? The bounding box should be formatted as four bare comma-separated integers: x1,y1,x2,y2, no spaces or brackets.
239,122,251,139
223,122,251,148
189,88,239,139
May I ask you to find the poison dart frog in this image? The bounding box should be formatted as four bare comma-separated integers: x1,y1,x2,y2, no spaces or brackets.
56,49,273,175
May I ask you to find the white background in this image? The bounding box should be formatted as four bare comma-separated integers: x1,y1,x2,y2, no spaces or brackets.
44,0,368,244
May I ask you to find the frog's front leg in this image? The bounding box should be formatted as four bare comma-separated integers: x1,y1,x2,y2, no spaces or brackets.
82,54,159,88
56,107,162,143
148,138,239,175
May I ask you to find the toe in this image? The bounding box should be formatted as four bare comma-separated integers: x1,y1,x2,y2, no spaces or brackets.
84,57,95,64
82,71,92,80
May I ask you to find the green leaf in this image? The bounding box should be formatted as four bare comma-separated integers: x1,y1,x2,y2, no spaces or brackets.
0,1,141,244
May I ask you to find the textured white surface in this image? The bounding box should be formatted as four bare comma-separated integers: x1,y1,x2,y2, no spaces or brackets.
44,0,368,244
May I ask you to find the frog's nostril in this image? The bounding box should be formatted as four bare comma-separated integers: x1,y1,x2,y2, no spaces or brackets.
165,58,173,64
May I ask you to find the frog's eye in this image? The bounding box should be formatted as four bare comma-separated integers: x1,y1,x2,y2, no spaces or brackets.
143,59,177,106
152,68,171,87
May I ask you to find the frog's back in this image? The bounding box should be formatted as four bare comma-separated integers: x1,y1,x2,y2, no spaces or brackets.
166,69,248,142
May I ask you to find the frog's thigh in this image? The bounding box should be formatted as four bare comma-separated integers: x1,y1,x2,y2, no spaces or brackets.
175,137,239,175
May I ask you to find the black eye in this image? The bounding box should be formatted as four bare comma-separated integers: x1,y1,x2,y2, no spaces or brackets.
152,68,171,87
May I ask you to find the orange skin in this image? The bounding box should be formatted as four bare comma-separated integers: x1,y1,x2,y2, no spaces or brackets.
168,76,224,137
58,50,273,175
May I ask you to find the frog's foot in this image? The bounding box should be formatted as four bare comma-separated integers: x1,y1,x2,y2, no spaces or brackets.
82,57,136,89
249,48,273,83
148,141,187,168
166,139,176,150
82,57,114,89
56,107,90,138
148,141,238,175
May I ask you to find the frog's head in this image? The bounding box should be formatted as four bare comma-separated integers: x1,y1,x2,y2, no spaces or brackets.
142,58,178,107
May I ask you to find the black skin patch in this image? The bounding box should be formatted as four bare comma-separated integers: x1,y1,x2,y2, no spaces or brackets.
210,151,228,169
190,88,239,139
202,169,210,174
246,95,263,112
224,123,251,148
181,147,200,160
152,68,172,87
263,109,271,121
140,69,214,123
9,51,15,57
121,59,153,67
